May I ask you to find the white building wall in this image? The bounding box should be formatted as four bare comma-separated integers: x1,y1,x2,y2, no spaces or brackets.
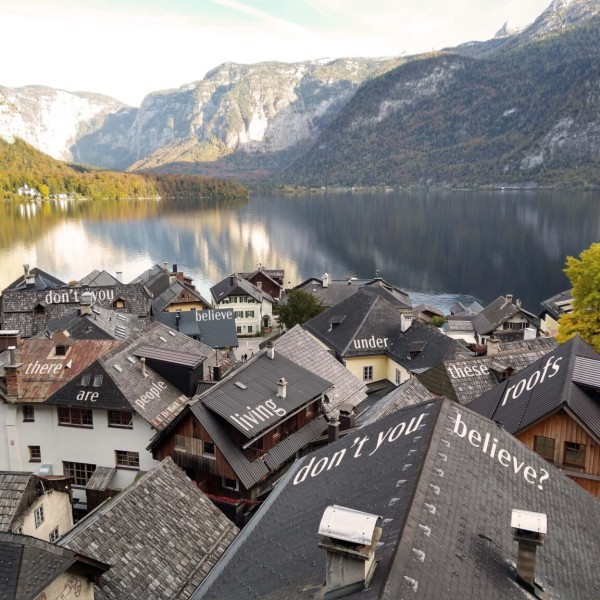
5,404,159,505
217,294,273,336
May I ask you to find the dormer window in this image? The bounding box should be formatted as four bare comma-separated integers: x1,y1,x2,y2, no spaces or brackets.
55,344,68,356
113,298,126,310
34,304,45,315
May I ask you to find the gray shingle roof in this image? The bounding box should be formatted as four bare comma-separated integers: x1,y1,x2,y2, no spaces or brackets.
192,398,600,600
3,267,66,292
472,295,539,336
273,325,367,418
151,281,210,313
152,309,239,349
468,335,600,438
0,473,35,532
200,350,332,438
210,274,274,305
60,458,238,600
79,269,121,287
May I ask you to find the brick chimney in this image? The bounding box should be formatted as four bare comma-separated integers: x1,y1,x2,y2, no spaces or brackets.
318,505,382,598
4,346,23,401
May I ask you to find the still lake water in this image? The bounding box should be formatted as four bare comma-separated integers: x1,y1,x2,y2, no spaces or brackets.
1,190,598,312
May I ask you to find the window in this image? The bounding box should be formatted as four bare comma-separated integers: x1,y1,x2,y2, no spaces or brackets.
80,374,91,386
564,441,585,467
34,505,44,528
113,299,126,309
34,304,45,315
236,326,241,334
248,326,253,333
222,477,239,491
108,410,133,429
92,374,103,388
63,461,96,487
234,310,244,318
23,405,35,422
363,366,374,381
49,527,60,543
395,369,402,386
58,407,93,427
115,450,140,470
245,310,255,318
14,525,23,534
28,446,41,462
533,436,555,462
203,441,216,458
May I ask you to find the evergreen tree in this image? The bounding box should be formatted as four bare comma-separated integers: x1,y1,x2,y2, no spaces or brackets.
275,289,325,330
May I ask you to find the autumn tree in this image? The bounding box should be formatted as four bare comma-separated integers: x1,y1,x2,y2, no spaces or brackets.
557,242,600,351
274,289,325,330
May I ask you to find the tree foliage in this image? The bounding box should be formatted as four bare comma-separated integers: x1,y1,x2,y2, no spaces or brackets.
557,242,600,351
274,289,326,330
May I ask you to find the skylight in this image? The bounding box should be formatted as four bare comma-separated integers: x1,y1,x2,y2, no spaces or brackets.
235,381,247,390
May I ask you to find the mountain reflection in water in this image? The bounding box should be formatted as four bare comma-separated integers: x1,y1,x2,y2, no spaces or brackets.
1,190,597,312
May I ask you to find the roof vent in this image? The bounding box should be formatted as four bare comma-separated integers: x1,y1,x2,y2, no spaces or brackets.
511,509,547,593
318,505,382,599
277,377,287,398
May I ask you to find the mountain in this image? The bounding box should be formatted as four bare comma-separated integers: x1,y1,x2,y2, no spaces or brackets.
282,8,600,187
0,85,129,162
1,0,600,187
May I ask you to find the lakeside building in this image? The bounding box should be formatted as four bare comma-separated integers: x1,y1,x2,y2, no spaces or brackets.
538,288,573,337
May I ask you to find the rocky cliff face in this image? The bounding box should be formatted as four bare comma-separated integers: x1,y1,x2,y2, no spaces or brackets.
0,86,127,162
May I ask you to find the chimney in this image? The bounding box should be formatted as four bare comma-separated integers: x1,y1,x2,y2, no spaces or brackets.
0,331,22,352
339,407,356,430
277,377,287,398
172,263,177,274
116,271,122,283
79,291,93,315
318,505,382,598
175,310,181,331
4,346,23,401
328,419,339,443
401,312,413,333
229,275,234,287
322,273,330,288
23,264,35,288
162,262,169,271
511,509,547,593
506,293,513,304
140,356,147,377
516,298,521,307
266,343,275,360
487,337,500,356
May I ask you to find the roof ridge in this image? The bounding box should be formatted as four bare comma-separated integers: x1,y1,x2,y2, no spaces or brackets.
339,293,380,355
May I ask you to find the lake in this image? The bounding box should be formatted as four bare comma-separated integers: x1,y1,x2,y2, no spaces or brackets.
1,189,598,313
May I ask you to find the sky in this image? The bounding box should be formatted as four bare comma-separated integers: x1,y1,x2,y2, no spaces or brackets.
3,0,551,107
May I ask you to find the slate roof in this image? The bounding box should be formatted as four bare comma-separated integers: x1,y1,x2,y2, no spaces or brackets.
0,531,109,600
418,336,558,405
0,473,36,532
0,337,122,403
468,335,600,439
3,267,65,292
304,289,469,373
210,273,274,305
295,276,412,310
539,289,573,320
200,349,332,438
152,309,239,349
59,458,238,600
151,280,211,313
45,304,141,340
78,269,121,287
1,283,153,338
357,377,436,426
472,295,539,336
192,398,600,600
129,263,171,297
272,325,367,418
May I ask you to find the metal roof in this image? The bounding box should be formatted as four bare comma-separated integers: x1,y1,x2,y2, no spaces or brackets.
318,505,380,545
201,351,332,438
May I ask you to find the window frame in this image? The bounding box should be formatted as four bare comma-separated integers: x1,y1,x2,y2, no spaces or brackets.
203,440,216,458
363,365,374,382
58,406,93,428
107,410,134,429
49,526,60,543
115,450,140,470
222,476,239,491
63,461,96,487
28,445,41,463
533,435,555,462
22,405,35,422
564,441,585,467
34,505,44,529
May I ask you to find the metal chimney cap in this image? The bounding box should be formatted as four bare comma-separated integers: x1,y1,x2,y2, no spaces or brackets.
318,505,381,546
511,509,547,535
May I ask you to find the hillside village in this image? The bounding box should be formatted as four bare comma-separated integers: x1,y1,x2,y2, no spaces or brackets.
1,262,599,599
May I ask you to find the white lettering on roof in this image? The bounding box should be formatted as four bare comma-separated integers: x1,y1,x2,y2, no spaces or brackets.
501,355,562,406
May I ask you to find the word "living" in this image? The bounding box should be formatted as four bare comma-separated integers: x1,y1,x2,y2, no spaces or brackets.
230,399,286,432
